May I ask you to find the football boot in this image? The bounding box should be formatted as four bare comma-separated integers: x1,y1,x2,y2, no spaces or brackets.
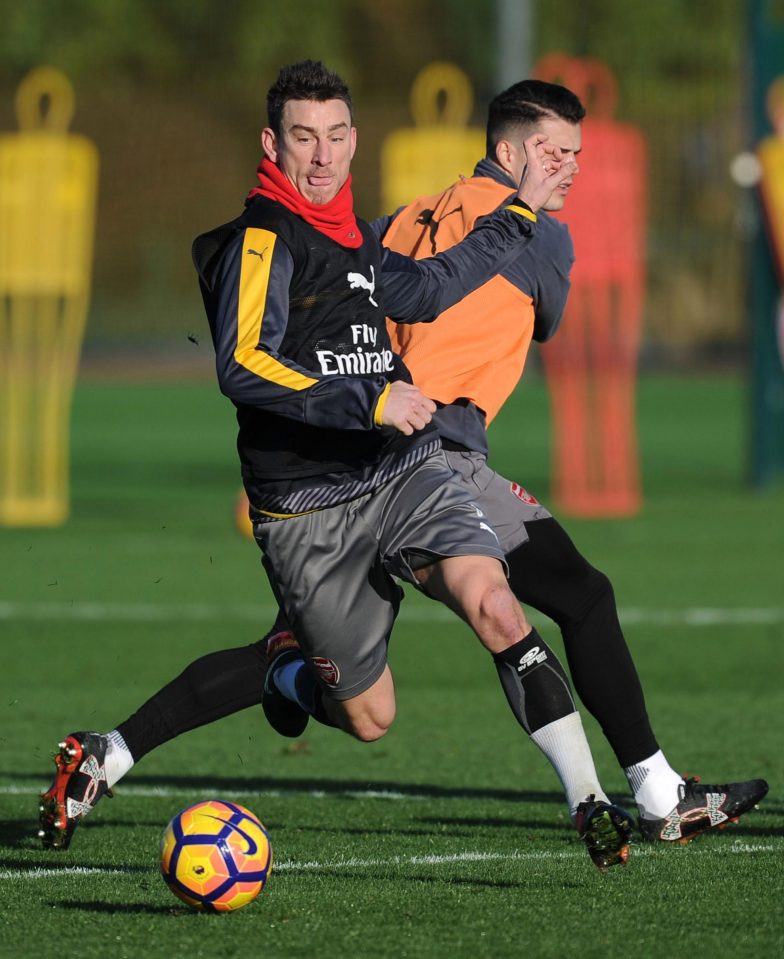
262,631,310,738
574,795,634,871
639,776,769,843
39,731,113,850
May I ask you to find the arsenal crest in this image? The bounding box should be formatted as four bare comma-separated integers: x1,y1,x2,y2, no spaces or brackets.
510,482,539,506
311,656,341,687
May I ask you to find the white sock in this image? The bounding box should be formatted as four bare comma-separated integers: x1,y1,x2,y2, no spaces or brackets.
624,749,685,819
104,729,134,789
530,712,609,819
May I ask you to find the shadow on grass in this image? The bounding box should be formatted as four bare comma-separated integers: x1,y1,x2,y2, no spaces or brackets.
416,815,565,831
0,813,165,851
49,899,192,915
277,817,567,839
0,819,43,848
136,773,564,806
408,873,583,890
290,867,581,890
8,770,566,805
715,822,784,839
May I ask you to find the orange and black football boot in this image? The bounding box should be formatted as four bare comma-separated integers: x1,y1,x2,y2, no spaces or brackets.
39,731,112,850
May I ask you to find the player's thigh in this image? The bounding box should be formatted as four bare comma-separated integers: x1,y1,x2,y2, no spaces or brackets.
414,555,530,654
444,449,551,553
377,450,508,584
414,553,512,626
255,505,400,703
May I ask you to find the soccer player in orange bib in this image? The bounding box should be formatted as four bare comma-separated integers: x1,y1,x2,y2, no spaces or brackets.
375,78,767,845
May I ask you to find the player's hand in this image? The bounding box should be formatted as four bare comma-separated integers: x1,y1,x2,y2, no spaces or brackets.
515,133,578,213
380,381,436,435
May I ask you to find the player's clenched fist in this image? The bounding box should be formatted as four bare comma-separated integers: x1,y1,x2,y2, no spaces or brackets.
380,381,437,435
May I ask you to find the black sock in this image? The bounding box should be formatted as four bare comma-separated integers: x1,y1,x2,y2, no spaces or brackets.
117,641,268,762
506,518,659,766
493,628,576,734
116,616,292,762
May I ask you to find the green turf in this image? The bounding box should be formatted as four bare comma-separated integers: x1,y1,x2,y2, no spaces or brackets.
1,372,782,958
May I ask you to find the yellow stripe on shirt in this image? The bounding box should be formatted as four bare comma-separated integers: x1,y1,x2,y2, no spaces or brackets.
373,382,391,426
236,227,318,390
505,201,537,223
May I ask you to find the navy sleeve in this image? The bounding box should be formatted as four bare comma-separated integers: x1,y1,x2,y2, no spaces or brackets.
504,212,574,343
370,211,397,241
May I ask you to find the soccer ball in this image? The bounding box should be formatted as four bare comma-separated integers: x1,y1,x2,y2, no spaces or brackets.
160,799,272,912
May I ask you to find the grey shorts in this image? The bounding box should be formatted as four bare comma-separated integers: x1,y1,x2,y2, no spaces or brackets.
444,449,551,554
254,450,506,701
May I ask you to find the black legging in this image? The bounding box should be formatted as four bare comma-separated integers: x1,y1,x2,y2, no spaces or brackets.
507,517,658,767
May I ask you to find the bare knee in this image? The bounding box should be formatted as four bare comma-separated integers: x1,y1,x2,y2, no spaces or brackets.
416,556,529,654
325,667,396,741
476,581,531,653
331,701,395,742
347,712,394,742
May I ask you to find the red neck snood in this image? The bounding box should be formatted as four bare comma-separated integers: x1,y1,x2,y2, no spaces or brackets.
247,157,362,249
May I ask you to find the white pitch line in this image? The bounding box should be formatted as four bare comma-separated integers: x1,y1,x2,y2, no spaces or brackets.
617,607,784,626
0,601,278,623
0,866,134,881
274,842,779,872
0,842,777,882
1,601,783,626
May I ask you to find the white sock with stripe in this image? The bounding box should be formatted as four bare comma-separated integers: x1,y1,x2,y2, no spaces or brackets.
624,750,685,819
104,729,134,789
530,712,610,819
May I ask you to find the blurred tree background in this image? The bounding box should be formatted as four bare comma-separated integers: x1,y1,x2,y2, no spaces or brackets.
0,0,753,361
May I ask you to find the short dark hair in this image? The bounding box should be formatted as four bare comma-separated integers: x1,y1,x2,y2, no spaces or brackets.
485,79,585,158
266,60,353,135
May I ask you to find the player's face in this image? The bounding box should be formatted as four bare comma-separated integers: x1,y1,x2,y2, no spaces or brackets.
262,98,357,205
536,117,581,211
511,117,582,212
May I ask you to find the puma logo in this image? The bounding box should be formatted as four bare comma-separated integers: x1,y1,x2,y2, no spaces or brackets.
347,265,377,307
471,504,498,542
247,247,268,262
416,206,463,254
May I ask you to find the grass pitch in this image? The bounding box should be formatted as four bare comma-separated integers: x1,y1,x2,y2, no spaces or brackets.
1,371,782,958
